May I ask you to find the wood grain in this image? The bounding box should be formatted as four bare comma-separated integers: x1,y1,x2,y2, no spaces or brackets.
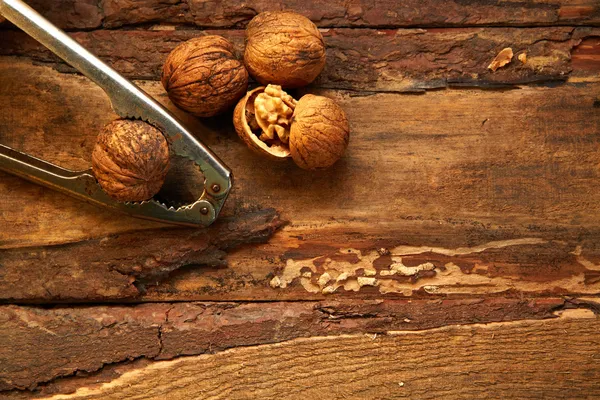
2,1,600,399
2,27,599,91
2,60,600,301
0,298,570,393
18,310,600,400
10,0,600,30
0,209,282,301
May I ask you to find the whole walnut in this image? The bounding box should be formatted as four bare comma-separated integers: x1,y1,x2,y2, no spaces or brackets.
234,85,349,169
92,120,170,202
290,94,349,169
244,11,326,88
162,36,248,117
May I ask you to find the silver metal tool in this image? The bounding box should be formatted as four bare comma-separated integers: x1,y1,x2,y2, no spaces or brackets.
0,0,232,226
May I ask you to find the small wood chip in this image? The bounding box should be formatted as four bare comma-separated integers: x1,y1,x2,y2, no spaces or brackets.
518,52,527,64
488,47,513,72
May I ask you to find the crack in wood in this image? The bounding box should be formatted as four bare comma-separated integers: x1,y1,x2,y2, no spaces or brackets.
5,0,598,31
4,296,600,395
3,297,588,393
5,305,597,399
0,209,284,302
1,26,598,92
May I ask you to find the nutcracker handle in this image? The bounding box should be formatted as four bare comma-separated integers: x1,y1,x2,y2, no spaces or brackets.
0,0,231,200
0,0,132,105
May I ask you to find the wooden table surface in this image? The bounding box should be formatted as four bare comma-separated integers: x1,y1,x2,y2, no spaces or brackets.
1,0,600,398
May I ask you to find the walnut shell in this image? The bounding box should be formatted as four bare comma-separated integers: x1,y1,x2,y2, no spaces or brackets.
244,11,326,88
162,36,249,117
233,86,291,161
289,94,349,170
92,120,170,202
234,87,349,169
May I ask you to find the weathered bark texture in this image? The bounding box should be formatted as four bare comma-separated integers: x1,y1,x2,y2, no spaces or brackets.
4,0,600,29
4,309,599,399
0,298,589,394
1,27,599,91
0,208,282,301
1,60,600,301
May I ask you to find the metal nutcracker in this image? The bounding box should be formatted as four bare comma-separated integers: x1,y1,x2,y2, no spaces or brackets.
0,0,232,226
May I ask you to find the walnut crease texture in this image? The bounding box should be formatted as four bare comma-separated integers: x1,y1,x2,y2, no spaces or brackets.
0,209,284,301
244,11,326,88
290,94,350,170
161,35,248,117
92,119,170,202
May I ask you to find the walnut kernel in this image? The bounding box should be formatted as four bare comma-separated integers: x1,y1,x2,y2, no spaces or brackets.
234,86,349,169
518,52,527,64
254,85,297,144
233,86,291,161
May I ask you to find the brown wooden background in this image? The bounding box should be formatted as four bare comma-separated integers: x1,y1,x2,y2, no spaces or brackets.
1,0,600,398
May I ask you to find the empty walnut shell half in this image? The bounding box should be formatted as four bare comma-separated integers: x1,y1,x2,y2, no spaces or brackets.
244,11,326,88
92,120,170,202
162,35,249,117
234,85,349,169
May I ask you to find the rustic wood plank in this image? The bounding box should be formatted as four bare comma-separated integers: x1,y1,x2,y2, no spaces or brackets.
572,36,600,75
3,0,102,30
6,308,599,399
2,2,600,400
8,0,600,30
1,27,599,91
0,298,581,394
2,60,600,301
0,209,282,301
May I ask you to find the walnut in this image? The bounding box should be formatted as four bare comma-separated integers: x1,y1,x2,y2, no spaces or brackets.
234,86,349,169
233,86,291,161
289,94,349,170
244,11,326,88
162,35,248,117
92,120,170,202
254,85,297,144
